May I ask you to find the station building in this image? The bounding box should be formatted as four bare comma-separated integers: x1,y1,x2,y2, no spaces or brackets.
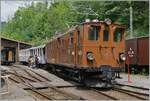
1,37,32,65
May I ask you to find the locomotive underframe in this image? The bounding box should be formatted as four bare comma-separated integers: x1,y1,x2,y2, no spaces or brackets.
47,63,123,87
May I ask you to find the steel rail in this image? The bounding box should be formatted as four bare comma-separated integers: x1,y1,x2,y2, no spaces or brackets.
9,77,20,83
7,71,37,82
49,86,85,100
91,88,118,100
24,83,55,100
8,76,52,100
12,69,55,100
113,87,149,96
26,68,52,82
113,88,148,100
23,69,43,82
11,65,149,100
13,65,51,82
12,69,26,83
10,67,83,100
116,83,149,90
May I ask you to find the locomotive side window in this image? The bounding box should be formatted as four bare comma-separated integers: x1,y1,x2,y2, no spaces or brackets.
88,26,99,40
70,32,74,46
103,26,109,41
78,30,81,46
114,28,123,42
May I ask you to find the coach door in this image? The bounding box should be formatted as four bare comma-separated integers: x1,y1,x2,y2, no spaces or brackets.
8,50,13,61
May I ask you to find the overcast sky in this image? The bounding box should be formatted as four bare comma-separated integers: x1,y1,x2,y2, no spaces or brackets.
1,0,45,22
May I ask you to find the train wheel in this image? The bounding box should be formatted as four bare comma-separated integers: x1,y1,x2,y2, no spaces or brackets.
78,75,82,82
77,73,84,82
51,65,56,73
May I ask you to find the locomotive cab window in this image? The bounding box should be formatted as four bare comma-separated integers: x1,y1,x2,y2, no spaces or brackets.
88,26,100,40
103,25,109,41
113,28,124,42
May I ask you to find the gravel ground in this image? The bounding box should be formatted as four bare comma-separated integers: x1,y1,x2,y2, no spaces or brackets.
116,73,150,88
0,79,35,101
1,65,149,100
1,65,82,100
59,87,112,100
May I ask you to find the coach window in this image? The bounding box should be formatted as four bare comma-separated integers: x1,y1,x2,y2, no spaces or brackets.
34,49,35,55
38,49,40,56
114,28,123,42
103,26,109,41
30,50,32,56
88,26,99,40
33,49,35,55
31,49,33,56
40,48,42,56
32,50,33,55
37,49,39,56
42,48,45,55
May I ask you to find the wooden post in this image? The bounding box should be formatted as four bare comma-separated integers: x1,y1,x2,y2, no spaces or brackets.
15,42,20,64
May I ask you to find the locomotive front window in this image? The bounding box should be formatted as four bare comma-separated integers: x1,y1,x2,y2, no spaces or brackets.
114,28,123,42
103,26,109,41
88,26,99,40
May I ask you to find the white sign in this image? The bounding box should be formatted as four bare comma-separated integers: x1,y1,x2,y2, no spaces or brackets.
128,48,134,57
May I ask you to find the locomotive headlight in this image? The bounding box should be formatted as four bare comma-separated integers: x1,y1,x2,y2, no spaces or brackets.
120,53,126,61
87,52,94,60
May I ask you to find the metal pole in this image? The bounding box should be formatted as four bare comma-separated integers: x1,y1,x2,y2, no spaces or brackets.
16,42,20,63
127,6,133,83
130,6,133,38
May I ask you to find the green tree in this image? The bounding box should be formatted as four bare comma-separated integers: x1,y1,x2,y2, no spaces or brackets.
2,1,148,45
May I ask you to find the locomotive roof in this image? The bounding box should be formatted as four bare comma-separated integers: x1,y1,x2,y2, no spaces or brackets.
81,21,126,27
46,25,78,44
46,21,126,44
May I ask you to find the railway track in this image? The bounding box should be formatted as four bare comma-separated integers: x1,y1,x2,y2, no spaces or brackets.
7,65,149,100
89,83,149,100
91,86,149,100
114,83,149,100
116,83,149,90
53,70,149,100
7,66,84,100
112,87,149,100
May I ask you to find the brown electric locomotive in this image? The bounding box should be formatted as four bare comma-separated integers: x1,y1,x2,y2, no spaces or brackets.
45,19,126,87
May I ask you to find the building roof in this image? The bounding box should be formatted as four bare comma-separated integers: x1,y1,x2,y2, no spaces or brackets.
1,36,33,46
126,36,149,40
